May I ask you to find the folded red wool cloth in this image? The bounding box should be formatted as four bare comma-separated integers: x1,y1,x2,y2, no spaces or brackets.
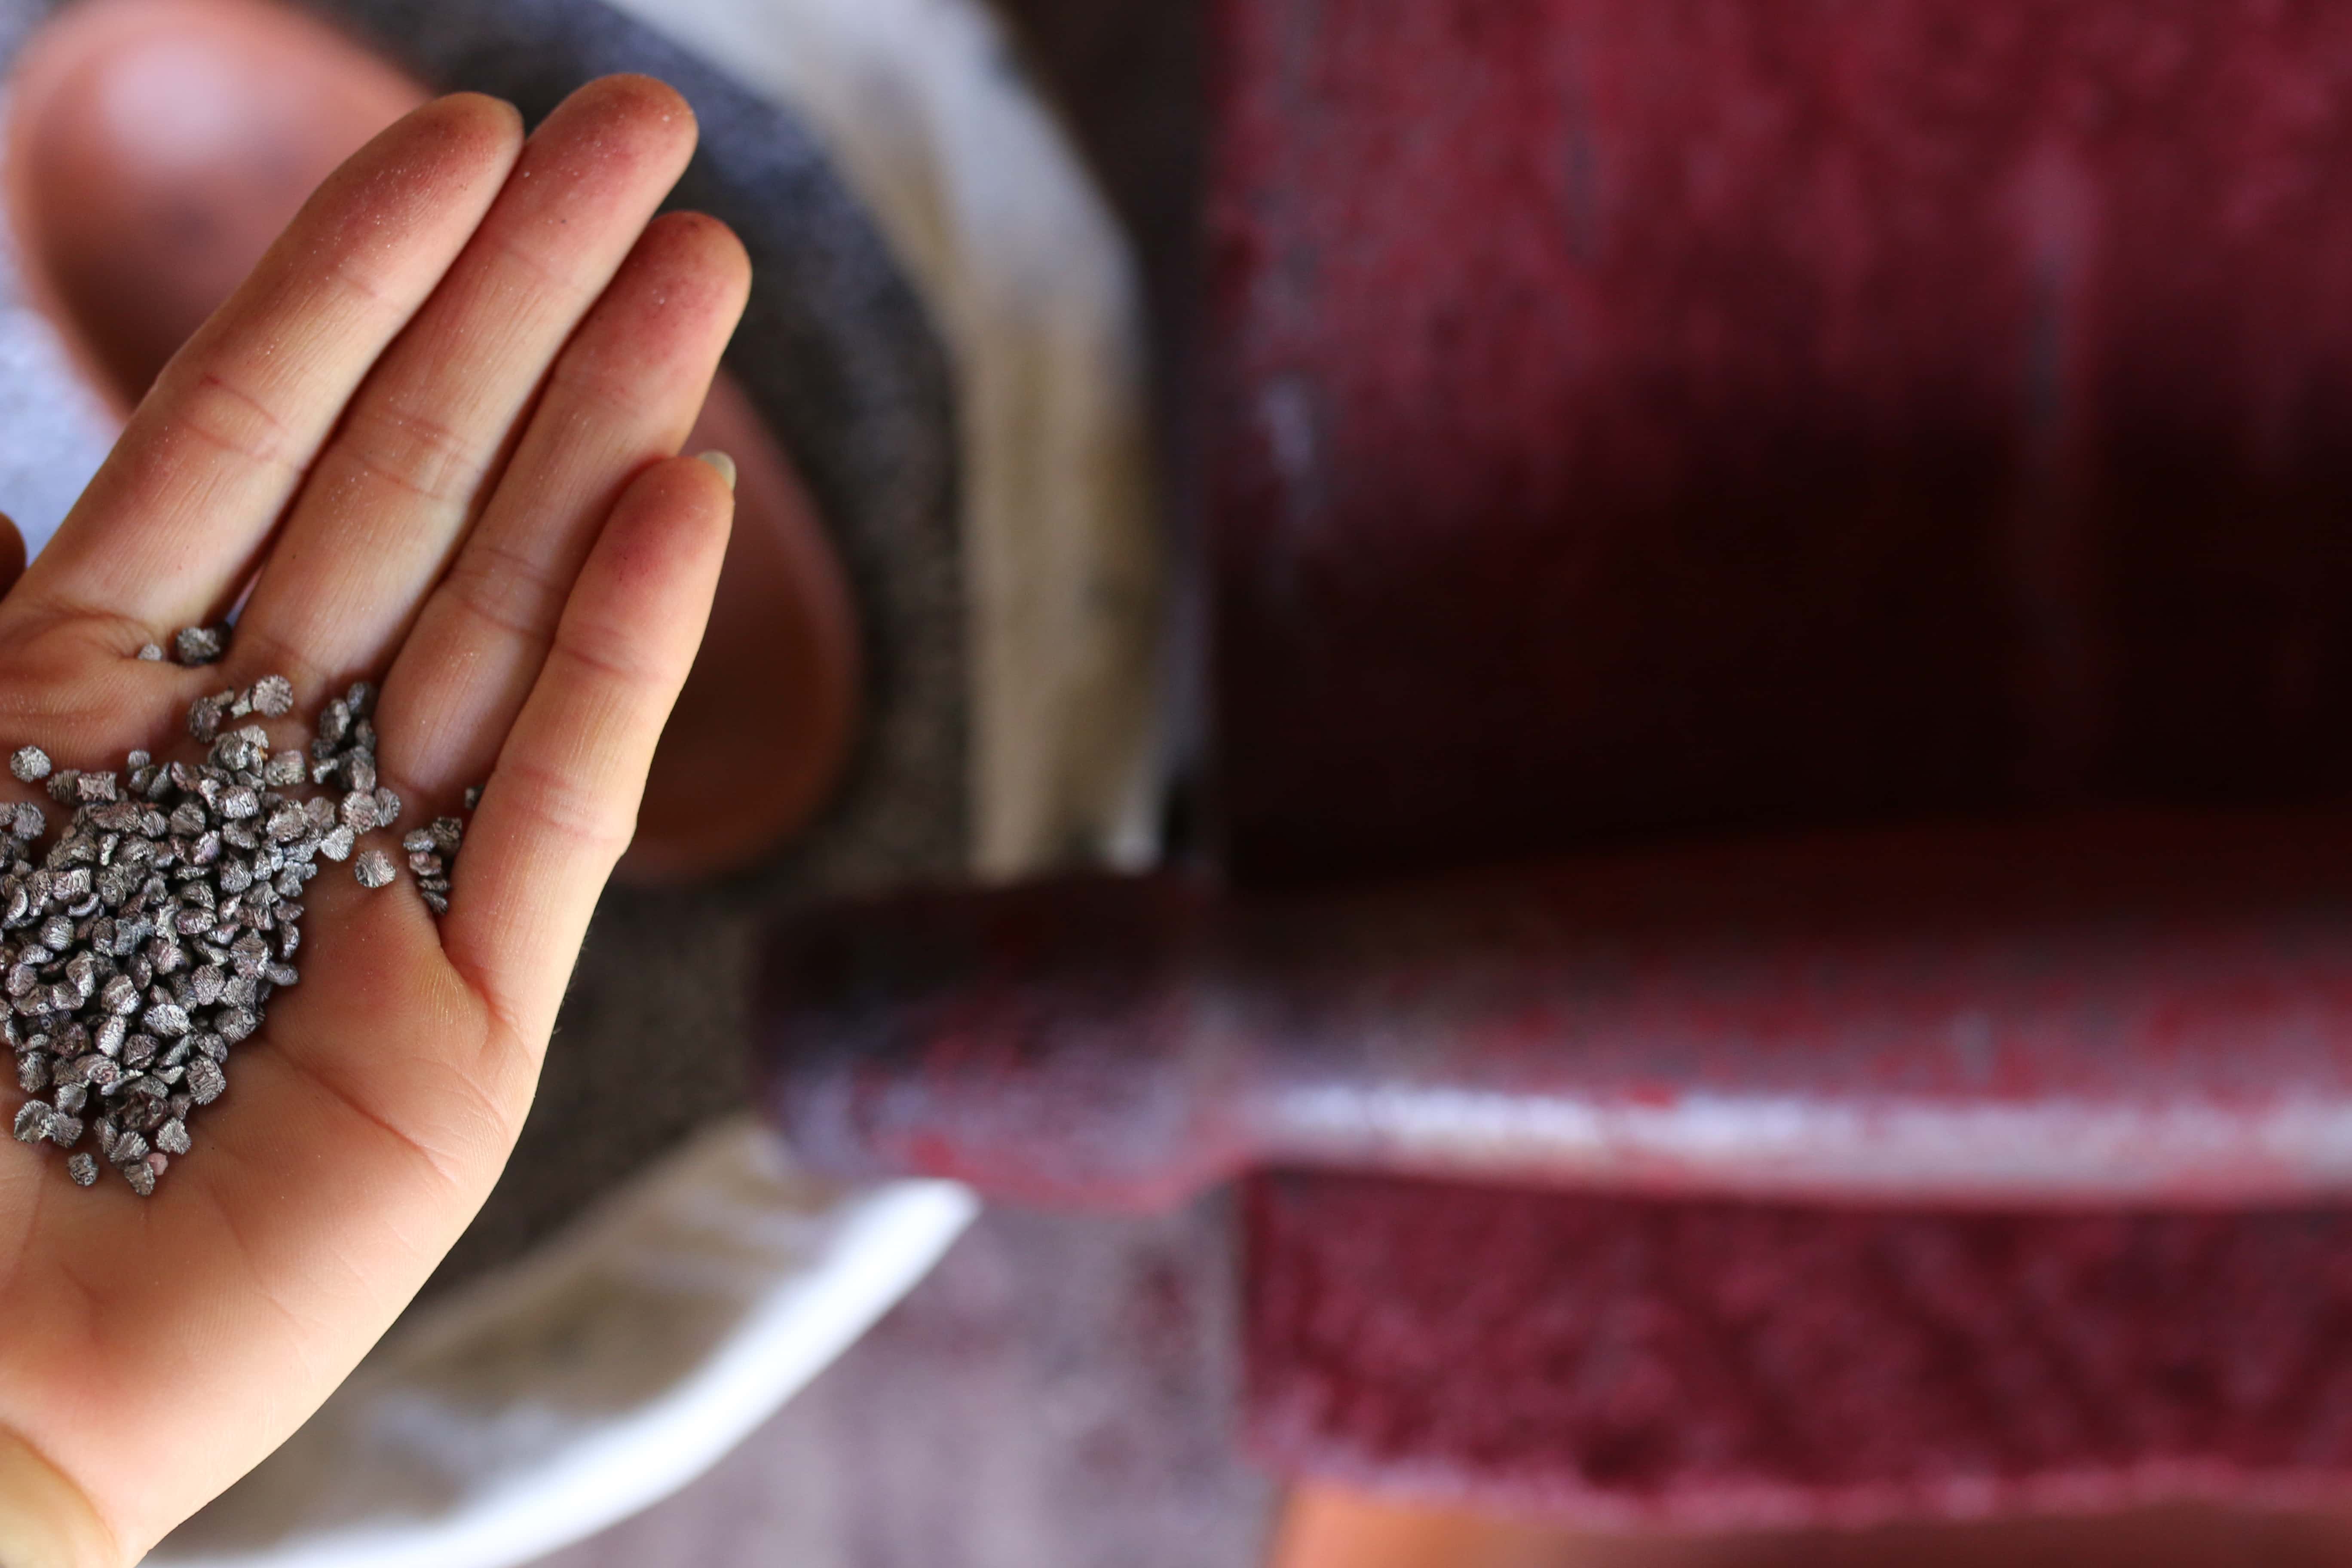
765,0,2352,1532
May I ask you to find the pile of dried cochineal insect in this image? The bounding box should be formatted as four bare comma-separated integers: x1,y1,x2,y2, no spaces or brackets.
6,628,468,1194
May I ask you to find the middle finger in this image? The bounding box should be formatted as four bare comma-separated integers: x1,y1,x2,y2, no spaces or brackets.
229,74,698,698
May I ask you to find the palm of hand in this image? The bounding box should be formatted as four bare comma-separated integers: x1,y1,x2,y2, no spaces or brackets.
0,79,745,1564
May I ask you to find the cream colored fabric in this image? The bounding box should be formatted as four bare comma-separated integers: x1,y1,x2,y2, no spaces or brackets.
616,0,1167,878
157,1122,976,1568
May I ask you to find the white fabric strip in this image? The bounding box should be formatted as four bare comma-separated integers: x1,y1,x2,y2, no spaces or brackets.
612,0,1167,879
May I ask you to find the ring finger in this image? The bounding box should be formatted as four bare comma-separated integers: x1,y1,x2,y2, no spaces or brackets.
382,209,749,799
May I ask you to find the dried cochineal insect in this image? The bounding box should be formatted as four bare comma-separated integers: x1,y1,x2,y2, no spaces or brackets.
3,628,473,1193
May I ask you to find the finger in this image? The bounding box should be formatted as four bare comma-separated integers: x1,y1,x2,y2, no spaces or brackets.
11,93,523,633
384,211,749,796
228,74,700,698
430,456,732,1039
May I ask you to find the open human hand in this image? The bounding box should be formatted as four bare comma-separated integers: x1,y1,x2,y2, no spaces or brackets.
0,77,746,1565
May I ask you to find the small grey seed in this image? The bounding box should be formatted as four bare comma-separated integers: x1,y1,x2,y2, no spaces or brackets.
172,625,225,666
249,674,294,717
12,1100,51,1142
184,1057,226,1104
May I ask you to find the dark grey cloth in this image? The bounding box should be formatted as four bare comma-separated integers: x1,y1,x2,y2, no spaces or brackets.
322,0,968,909
312,0,971,1291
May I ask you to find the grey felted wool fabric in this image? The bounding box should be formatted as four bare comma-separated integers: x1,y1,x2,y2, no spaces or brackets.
320,0,971,1293
0,0,969,1292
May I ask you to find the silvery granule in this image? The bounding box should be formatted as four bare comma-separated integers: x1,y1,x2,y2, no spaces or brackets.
1,632,456,1194
172,625,226,666
249,675,294,718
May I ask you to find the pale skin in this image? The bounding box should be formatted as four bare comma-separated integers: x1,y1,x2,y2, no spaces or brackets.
0,78,748,1565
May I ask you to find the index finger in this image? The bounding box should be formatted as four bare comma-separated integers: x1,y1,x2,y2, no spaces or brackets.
12,91,523,634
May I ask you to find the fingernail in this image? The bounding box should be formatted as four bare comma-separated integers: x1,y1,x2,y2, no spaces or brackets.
694,450,738,491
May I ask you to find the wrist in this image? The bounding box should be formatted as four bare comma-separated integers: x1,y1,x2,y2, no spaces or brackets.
0,1431,116,1568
